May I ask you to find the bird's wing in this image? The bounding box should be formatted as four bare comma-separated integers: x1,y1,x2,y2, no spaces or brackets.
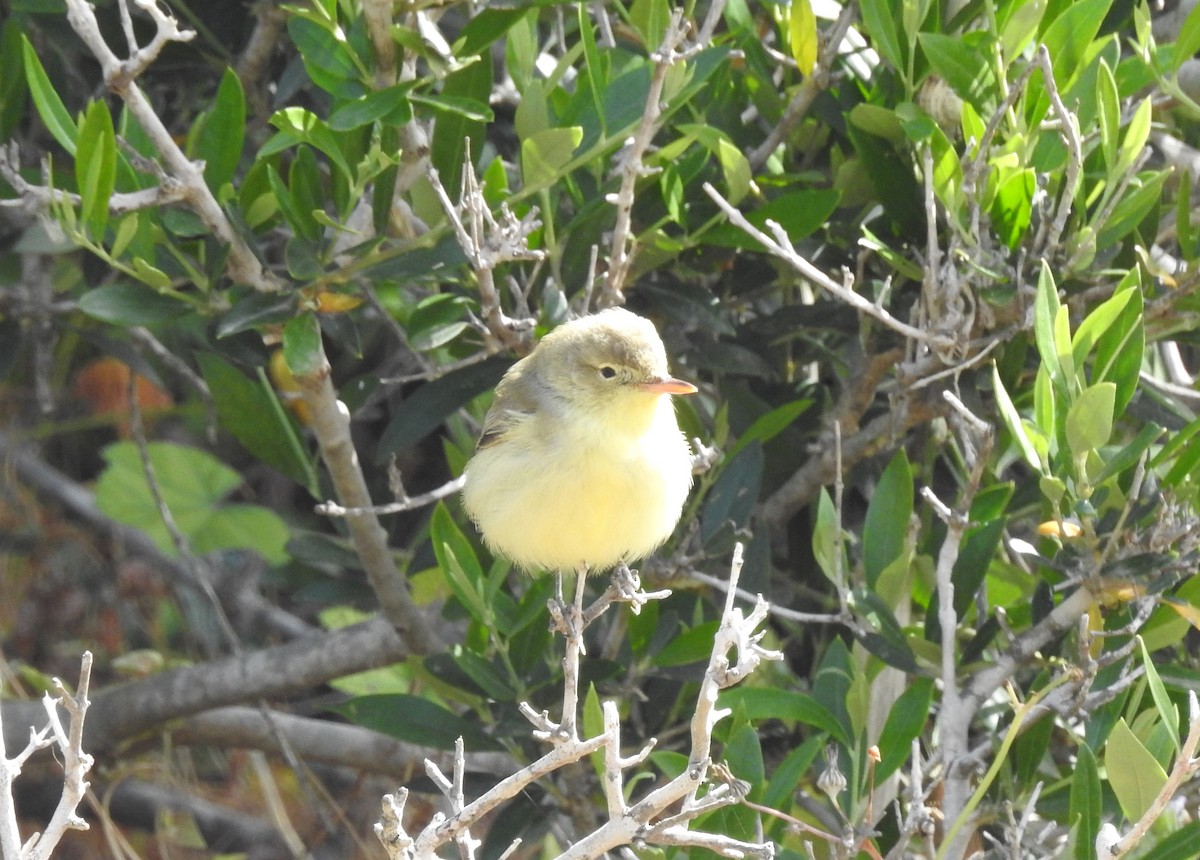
475,364,540,450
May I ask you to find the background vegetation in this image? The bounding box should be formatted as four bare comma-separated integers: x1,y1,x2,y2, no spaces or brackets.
4,0,1200,857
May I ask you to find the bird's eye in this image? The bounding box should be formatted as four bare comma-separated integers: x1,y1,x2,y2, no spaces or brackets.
599,365,618,380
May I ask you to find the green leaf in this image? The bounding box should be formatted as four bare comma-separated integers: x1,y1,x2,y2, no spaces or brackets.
1072,285,1135,370
426,59,493,198
520,126,584,190
700,442,762,546
1070,742,1101,860
76,100,117,237
130,257,173,290
725,399,812,460
652,621,720,667
1094,423,1163,486
455,7,529,57
1105,717,1168,820
268,108,354,183
375,357,510,460
216,290,299,337
194,69,246,192
812,487,843,584
863,449,912,589
1034,262,1067,393
1139,636,1180,755
77,283,190,325
990,167,1035,249
717,688,850,746
94,441,290,563
1096,171,1168,251
21,36,76,155
859,0,904,72
630,0,671,52
287,15,366,99
331,694,501,750
951,518,1006,616
328,83,413,131
789,0,818,75
1040,0,1113,90
283,312,323,377
430,503,490,626
919,32,995,109
994,364,1042,471
1096,59,1119,169
196,353,316,491
1065,382,1116,458
1145,821,1200,860
874,677,933,782
1174,0,1200,72
0,21,28,139
1115,98,1152,181
705,189,841,249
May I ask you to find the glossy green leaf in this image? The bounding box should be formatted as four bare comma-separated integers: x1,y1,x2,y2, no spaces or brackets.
998,362,1046,470
705,189,841,249
1106,717,1168,821
919,32,995,109
76,100,116,237
195,69,246,191
725,399,811,460
700,442,762,546
21,36,76,155
455,7,529,57
376,357,509,460
717,688,850,746
430,502,490,626
331,693,501,750
1065,382,1115,458
94,441,289,563
328,83,413,130
1096,172,1168,251
282,312,323,377
859,0,904,71
812,487,843,584
990,167,1035,249
0,21,27,139
1094,423,1163,485
78,283,190,325
215,290,299,337
1072,285,1134,370
874,677,933,782
1070,742,1101,860
196,352,316,490
630,0,671,52
426,58,493,198
1096,59,1119,170
1174,0,1200,72
1115,98,1152,181
1139,636,1180,755
652,621,719,667
1034,262,1067,394
789,0,818,75
1148,822,1200,860
288,15,366,99
520,126,584,189
1040,0,1113,89
863,449,912,589
951,518,1006,616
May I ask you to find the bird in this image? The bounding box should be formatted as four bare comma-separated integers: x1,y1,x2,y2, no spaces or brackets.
462,307,697,574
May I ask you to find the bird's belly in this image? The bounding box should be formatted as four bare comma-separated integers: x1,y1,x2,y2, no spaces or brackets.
463,433,690,572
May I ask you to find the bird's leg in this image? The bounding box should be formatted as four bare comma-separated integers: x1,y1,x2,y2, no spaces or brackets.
552,566,589,740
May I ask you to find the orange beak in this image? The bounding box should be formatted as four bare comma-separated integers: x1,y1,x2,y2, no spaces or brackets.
636,377,698,395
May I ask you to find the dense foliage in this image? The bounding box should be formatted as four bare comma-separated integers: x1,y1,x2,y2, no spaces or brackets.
5,0,1200,858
